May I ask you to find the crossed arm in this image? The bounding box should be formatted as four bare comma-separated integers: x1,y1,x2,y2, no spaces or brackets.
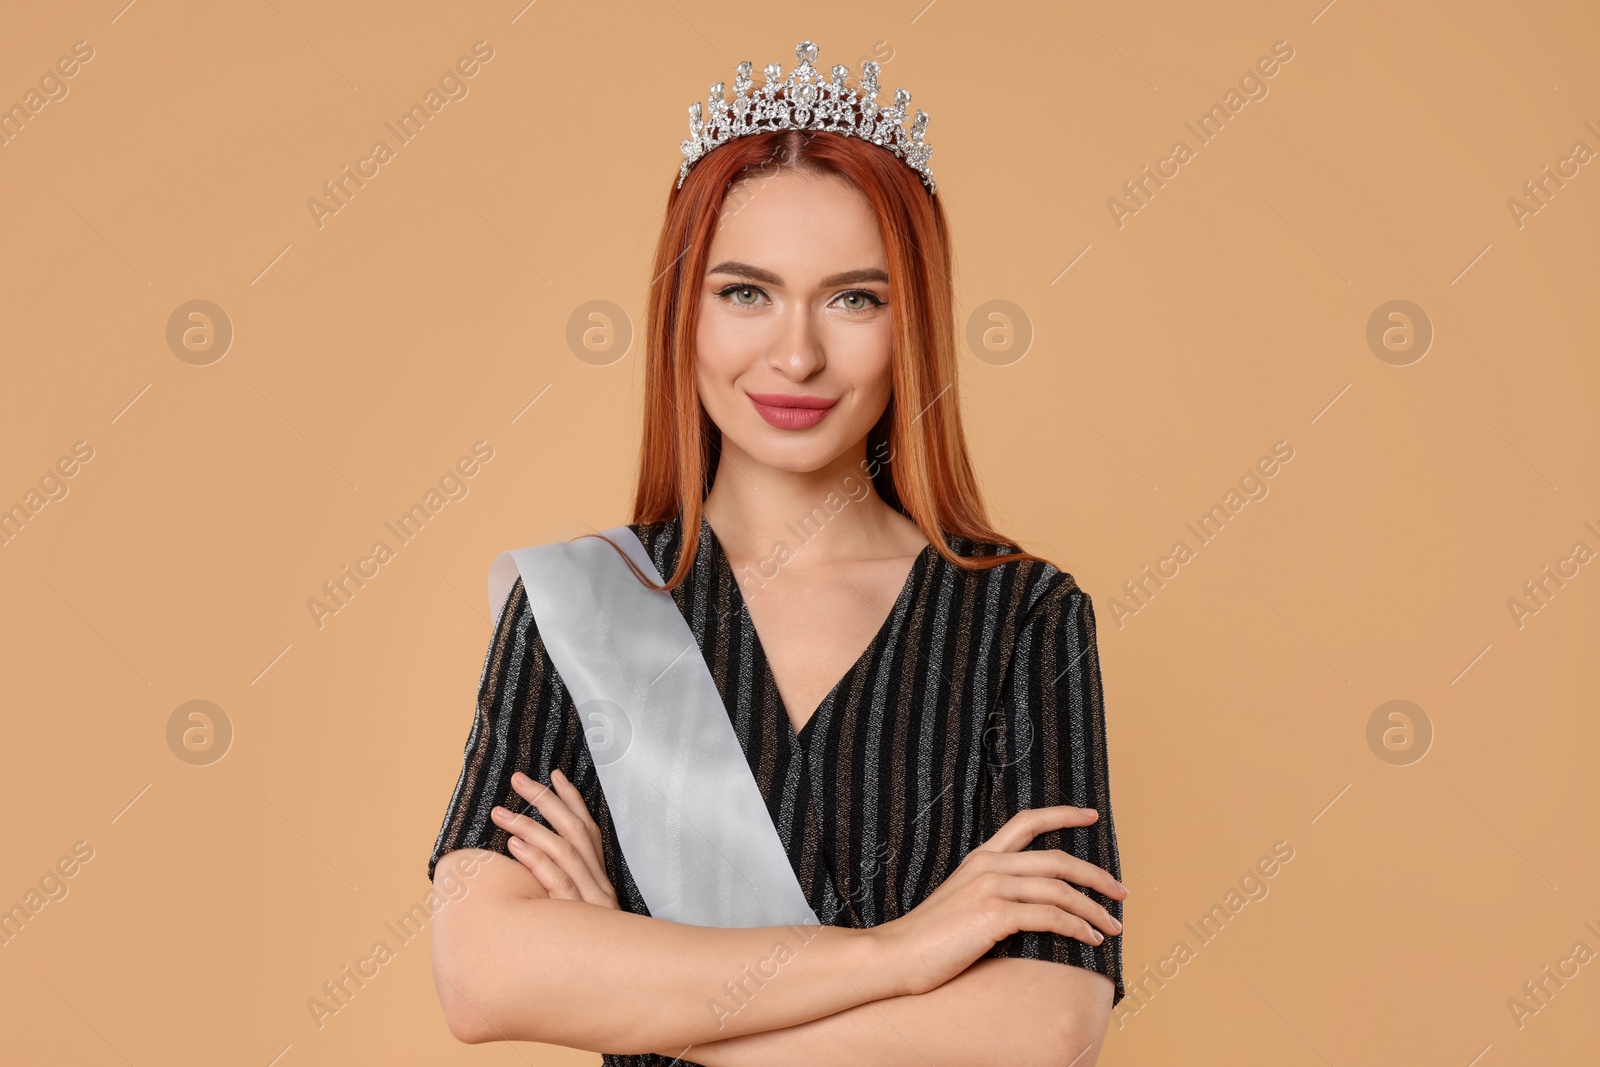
648,955,1113,1067
431,761,1119,1067
431,849,1112,1066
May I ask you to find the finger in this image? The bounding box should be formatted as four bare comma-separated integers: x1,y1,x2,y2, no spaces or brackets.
973,809,1130,898
1013,848,1128,903
548,769,605,855
530,778,609,895
515,830,618,908
960,846,1128,902
1003,900,1112,949
980,806,1101,854
956,849,1120,918
509,773,608,887
490,801,580,876
507,836,579,900
492,830,555,894
511,771,595,855
997,873,1122,938
491,804,612,905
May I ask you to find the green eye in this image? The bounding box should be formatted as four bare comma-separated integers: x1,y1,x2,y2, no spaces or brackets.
835,290,883,312
720,283,761,303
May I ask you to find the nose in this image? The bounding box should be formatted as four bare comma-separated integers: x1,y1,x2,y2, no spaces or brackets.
769,301,825,380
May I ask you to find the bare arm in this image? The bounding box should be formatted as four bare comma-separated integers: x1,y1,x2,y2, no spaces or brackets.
433,803,1123,1058
430,849,898,1055
657,958,1114,1067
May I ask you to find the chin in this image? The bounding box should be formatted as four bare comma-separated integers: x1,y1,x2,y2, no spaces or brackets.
727,421,856,472
739,438,843,473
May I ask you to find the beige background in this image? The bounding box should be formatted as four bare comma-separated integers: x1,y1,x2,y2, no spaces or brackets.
1,0,1595,1063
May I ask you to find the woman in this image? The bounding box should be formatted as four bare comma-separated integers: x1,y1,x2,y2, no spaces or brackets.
427,41,1127,1066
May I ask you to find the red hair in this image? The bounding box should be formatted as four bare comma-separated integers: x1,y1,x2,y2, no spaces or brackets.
630,128,1047,590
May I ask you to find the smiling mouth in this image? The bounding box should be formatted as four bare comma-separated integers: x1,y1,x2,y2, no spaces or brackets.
746,391,838,429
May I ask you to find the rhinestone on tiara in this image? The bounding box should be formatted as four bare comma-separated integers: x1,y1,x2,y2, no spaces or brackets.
677,40,936,194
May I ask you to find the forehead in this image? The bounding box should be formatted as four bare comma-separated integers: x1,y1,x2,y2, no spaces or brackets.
706,169,887,278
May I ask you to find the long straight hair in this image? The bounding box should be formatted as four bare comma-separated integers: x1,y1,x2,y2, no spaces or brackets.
627,128,1047,591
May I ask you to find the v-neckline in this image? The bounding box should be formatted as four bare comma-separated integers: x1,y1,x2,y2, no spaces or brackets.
699,515,935,747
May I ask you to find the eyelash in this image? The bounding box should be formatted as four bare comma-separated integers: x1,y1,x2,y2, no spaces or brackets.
713,283,886,314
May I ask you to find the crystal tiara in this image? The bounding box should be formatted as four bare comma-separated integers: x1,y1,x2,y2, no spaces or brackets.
677,40,936,194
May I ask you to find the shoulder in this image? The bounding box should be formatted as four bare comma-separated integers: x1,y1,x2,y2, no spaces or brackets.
487,573,535,654
625,516,691,575
627,516,683,555
936,529,1089,630
493,517,677,618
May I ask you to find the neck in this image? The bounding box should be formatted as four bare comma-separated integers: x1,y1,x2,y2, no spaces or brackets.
701,434,908,567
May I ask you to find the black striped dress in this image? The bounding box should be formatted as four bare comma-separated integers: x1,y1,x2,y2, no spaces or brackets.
427,513,1124,1064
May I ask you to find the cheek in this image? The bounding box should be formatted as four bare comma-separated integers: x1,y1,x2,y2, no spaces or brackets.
694,303,749,379
828,319,894,393
693,305,749,413
694,299,755,369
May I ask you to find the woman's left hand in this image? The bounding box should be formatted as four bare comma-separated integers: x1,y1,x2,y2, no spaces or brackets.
490,769,619,910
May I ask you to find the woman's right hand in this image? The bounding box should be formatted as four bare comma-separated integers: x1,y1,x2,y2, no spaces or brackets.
868,805,1128,998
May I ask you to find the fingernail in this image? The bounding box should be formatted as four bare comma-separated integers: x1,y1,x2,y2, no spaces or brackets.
554,769,566,783
507,837,522,850
1111,918,1123,932
512,771,528,786
1093,930,1104,943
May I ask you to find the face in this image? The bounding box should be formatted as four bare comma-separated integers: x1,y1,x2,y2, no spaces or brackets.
694,167,894,475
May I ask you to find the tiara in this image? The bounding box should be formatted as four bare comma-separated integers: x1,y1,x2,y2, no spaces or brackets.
677,41,936,194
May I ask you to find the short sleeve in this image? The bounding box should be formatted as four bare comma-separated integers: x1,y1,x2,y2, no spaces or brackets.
979,578,1124,1006
426,576,572,883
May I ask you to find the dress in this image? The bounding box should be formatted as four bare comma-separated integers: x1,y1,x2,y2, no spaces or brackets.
427,512,1124,1065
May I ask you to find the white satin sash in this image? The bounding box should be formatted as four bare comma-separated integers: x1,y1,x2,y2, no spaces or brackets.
488,526,820,929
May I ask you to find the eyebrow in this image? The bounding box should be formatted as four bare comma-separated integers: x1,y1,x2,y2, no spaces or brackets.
706,260,889,288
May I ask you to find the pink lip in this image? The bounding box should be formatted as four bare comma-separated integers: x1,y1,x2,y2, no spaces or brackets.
747,391,837,430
